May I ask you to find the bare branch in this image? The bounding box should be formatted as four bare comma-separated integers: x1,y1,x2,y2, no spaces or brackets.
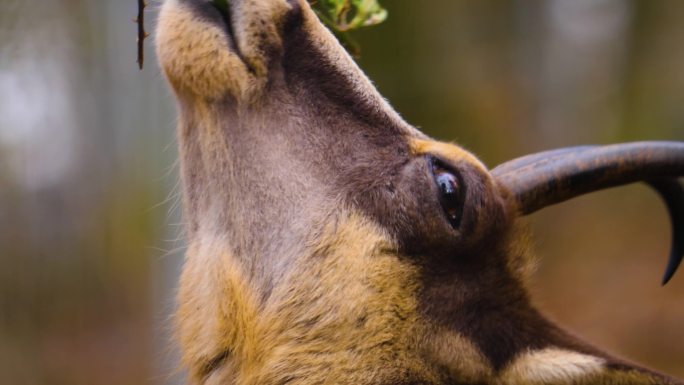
136,0,147,70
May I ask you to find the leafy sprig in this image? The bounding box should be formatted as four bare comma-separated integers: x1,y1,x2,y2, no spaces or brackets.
309,0,387,56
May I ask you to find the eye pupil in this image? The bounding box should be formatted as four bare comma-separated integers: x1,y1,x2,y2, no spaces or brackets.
431,159,464,229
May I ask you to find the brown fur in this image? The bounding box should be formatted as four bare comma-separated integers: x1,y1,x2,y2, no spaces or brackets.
156,0,682,383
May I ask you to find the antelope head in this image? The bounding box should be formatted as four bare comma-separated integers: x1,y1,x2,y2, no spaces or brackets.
156,1,684,383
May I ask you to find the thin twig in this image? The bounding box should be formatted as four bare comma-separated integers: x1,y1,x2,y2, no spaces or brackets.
136,0,148,70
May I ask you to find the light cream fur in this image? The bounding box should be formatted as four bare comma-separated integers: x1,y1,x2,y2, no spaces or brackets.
499,348,605,385
156,0,286,100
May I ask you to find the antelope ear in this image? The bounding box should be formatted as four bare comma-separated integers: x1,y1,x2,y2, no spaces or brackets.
499,348,680,385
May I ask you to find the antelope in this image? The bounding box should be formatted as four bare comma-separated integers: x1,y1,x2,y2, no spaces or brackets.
155,0,684,383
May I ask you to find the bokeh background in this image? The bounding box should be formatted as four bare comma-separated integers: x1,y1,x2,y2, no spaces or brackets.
1,0,683,384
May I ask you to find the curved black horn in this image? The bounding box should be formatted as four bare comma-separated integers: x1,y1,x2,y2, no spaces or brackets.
492,141,684,284
648,178,684,285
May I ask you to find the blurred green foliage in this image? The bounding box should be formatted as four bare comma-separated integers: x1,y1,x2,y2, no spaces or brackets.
312,0,387,30
310,0,387,55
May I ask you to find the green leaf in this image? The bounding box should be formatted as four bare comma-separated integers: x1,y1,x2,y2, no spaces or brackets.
309,0,387,56
311,0,387,31
348,0,387,29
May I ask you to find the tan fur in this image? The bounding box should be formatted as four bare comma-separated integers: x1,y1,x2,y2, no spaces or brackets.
179,210,447,384
156,0,280,100
410,138,488,174
249,212,434,384
423,327,493,383
177,233,261,384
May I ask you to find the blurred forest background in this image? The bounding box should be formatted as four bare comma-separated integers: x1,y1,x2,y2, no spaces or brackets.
1,0,683,384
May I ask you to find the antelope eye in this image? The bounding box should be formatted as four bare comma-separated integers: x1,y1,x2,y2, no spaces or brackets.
431,159,464,229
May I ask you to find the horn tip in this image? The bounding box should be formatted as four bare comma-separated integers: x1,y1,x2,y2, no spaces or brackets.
660,250,682,286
